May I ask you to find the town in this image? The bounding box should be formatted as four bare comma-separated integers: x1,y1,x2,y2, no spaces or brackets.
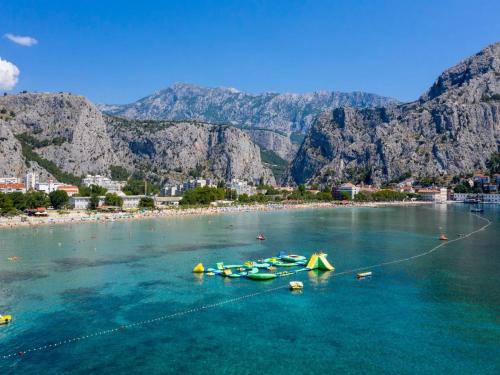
1,170,499,217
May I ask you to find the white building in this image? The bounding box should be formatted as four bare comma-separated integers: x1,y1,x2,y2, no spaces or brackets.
453,193,500,203
0,177,20,184
337,183,360,199
162,185,178,197
82,175,126,193
35,180,58,194
227,179,257,196
417,188,448,202
69,195,145,210
25,172,38,190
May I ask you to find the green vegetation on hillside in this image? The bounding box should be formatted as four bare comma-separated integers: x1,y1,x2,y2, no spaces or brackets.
109,165,130,180
260,149,288,181
15,135,82,186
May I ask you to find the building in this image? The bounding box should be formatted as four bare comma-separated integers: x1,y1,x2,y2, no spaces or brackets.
154,196,182,207
57,185,79,196
417,188,448,202
227,179,257,196
398,185,415,194
35,180,58,194
336,183,360,200
0,183,26,193
473,174,490,185
82,174,126,193
25,172,38,190
69,195,145,210
162,185,178,197
0,177,20,184
453,193,500,203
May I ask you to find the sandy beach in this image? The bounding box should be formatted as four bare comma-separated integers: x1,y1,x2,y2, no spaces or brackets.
0,201,433,229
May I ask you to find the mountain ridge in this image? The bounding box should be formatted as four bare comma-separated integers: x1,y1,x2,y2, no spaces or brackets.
287,42,500,185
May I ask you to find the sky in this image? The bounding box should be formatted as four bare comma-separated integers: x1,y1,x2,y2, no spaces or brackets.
0,0,499,104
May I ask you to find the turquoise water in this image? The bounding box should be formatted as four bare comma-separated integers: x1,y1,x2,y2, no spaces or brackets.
0,205,499,374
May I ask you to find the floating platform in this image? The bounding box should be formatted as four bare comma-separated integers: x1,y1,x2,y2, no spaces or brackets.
194,252,334,281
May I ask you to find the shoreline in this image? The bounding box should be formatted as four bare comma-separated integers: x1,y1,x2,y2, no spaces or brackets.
0,201,433,230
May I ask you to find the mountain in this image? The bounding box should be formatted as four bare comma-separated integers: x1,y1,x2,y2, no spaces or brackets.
99,83,399,161
0,93,274,185
287,42,500,185
105,117,275,184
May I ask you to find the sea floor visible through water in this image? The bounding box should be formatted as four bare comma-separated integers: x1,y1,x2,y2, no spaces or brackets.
0,204,499,374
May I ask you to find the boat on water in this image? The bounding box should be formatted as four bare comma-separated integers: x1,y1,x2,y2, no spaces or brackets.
289,281,303,290
356,272,372,279
439,234,448,241
470,204,484,213
256,233,266,241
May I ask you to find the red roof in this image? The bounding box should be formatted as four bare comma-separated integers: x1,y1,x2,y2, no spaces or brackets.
417,188,440,193
57,185,79,191
0,183,25,189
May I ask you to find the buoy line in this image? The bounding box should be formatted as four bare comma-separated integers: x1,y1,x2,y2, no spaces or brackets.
2,213,492,360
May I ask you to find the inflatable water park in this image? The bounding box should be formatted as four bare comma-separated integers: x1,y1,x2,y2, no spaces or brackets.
193,252,335,280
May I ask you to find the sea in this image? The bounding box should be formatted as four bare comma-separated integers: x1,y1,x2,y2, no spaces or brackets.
0,204,498,374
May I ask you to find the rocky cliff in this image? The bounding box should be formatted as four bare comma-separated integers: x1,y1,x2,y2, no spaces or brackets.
287,42,500,185
0,93,117,180
105,117,275,184
0,93,274,185
100,83,399,160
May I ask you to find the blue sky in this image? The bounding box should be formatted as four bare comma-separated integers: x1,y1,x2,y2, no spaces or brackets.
0,0,499,103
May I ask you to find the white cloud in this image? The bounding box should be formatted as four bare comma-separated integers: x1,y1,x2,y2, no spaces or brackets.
0,57,20,90
4,33,38,47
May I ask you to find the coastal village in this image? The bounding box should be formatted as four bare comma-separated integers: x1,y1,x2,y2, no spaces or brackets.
1,170,499,226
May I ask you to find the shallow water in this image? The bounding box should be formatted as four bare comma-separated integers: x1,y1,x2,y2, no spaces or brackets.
0,205,498,374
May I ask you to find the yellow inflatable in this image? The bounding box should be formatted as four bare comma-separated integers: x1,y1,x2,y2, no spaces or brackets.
192,263,205,273
0,315,12,325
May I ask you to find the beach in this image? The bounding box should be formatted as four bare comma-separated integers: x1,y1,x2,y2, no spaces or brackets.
0,201,433,229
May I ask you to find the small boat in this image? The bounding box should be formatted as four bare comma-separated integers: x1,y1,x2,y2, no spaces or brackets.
247,273,277,280
256,233,266,240
439,234,448,241
356,271,372,279
470,207,484,213
289,281,303,290
0,315,12,325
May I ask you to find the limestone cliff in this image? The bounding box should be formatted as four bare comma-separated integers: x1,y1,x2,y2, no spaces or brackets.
287,42,500,185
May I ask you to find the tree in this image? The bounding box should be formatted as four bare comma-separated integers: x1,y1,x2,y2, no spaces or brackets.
486,152,500,175
9,192,27,210
78,184,107,197
26,191,50,208
180,187,225,205
139,197,155,209
298,184,306,196
89,194,100,210
109,165,129,180
316,191,333,201
122,179,146,195
0,193,16,216
104,193,123,207
49,190,69,209
238,193,250,203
